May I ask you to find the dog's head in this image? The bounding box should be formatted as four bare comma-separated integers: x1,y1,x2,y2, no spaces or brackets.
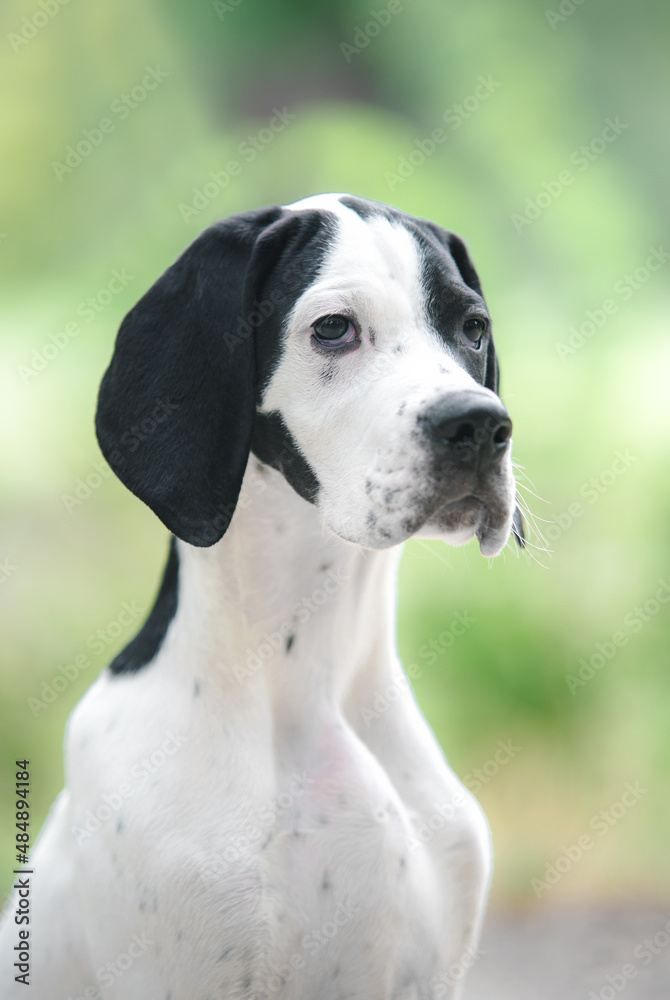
96,193,522,556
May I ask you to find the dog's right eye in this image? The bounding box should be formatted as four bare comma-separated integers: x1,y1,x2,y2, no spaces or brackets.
312,314,357,348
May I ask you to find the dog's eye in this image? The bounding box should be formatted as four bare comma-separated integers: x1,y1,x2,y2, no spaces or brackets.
461,317,488,348
312,314,357,348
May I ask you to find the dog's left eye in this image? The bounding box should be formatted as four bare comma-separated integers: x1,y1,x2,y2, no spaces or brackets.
312,314,357,348
461,317,488,349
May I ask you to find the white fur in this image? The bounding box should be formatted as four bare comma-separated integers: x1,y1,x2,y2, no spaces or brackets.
0,196,516,999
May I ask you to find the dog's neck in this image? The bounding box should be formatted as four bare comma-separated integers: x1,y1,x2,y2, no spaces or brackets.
174,459,400,732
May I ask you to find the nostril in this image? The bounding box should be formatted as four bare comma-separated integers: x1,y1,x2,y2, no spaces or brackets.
447,421,476,446
493,421,512,447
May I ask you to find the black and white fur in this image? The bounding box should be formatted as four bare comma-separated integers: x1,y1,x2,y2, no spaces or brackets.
0,194,522,999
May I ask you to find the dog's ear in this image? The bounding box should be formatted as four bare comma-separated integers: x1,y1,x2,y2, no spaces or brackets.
96,206,283,547
418,223,500,396
443,232,499,395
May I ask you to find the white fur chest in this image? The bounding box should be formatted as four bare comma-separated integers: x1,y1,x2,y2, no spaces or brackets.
63,652,473,1000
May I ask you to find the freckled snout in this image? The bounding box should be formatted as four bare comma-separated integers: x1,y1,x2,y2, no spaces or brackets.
421,391,512,473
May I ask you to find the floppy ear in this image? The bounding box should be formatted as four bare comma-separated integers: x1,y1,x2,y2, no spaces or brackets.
417,222,500,395
443,231,499,395
95,206,283,547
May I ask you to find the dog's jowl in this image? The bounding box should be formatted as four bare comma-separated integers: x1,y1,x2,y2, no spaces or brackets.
0,194,522,1000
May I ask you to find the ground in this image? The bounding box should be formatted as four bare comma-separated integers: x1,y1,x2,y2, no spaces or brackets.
465,902,670,999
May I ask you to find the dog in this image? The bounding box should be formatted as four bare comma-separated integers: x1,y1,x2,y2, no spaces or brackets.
0,193,522,999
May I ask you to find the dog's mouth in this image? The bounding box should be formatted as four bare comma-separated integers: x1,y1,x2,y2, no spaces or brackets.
359,445,515,554
423,482,515,557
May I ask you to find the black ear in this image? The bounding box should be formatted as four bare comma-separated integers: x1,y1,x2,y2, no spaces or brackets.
95,206,283,547
444,231,499,396
417,222,500,396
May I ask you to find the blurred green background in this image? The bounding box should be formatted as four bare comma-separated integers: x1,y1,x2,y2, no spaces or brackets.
1,0,668,908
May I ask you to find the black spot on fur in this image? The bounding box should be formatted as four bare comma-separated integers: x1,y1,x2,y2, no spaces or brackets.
286,632,295,653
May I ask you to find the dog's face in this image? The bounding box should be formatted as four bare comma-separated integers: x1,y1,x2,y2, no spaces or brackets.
96,194,520,556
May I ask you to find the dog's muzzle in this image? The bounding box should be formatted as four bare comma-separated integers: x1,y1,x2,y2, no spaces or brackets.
415,390,515,555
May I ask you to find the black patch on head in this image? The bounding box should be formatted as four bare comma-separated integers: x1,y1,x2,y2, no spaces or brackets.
109,537,179,675
251,208,338,393
340,195,500,395
339,194,400,225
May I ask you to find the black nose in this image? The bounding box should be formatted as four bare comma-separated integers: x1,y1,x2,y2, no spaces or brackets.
421,391,512,470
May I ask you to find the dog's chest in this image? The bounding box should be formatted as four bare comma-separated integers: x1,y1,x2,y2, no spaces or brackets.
81,700,450,998
191,716,445,996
